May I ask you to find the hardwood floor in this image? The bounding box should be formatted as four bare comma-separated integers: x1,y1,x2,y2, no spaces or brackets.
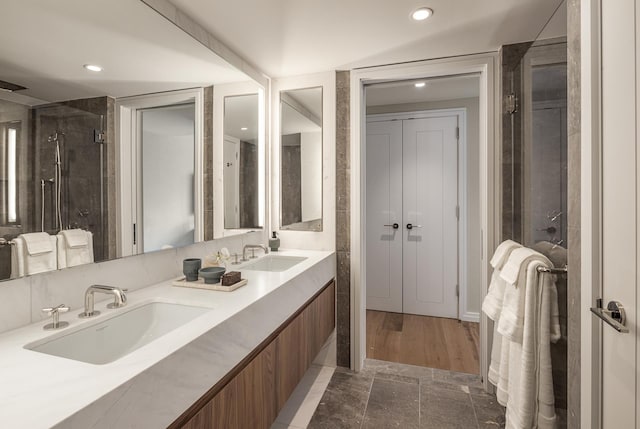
366,310,480,374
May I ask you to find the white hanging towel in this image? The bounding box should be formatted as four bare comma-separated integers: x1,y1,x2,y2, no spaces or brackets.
17,232,57,275
504,259,560,429
483,240,522,320
57,229,94,269
10,237,24,279
483,240,522,388
498,248,553,343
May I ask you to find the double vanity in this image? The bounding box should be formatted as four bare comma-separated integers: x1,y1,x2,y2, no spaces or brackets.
0,249,335,428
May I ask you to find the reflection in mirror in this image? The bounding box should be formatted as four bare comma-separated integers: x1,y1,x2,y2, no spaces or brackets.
141,103,196,252
223,94,260,229
0,0,256,281
280,88,323,231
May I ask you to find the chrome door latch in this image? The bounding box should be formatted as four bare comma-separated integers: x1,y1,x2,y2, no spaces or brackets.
590,298,629,333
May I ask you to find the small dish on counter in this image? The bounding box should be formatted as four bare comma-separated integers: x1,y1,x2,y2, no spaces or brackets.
198,266,226,284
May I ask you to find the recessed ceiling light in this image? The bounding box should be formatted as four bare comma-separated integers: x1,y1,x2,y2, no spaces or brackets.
411,7,433,21
414,82,427,88
241,127,248,131
83,64,103,72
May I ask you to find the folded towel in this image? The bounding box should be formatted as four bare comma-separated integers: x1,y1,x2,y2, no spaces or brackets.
20,232,54,255
57,230,94,269
483,240,522,321
498,248,552,344
490,240,522,269
15,234,57,275
61,229,89,248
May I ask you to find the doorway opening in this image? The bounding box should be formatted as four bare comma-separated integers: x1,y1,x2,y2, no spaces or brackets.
363,74,482,374
116,89,204,257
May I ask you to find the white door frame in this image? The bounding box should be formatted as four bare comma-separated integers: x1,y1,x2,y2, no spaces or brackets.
580,0,603,427
350,53,499,392
115,88,204,257
367,108,472,321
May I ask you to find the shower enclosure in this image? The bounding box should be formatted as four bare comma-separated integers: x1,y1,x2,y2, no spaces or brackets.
0,97,109,279
501,36,568,426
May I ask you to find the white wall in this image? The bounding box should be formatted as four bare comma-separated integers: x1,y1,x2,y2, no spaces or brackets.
300,131,322,221
368,97,481,317
141,105,195,252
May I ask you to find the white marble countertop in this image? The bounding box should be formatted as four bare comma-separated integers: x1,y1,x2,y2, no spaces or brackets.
0,249,335,429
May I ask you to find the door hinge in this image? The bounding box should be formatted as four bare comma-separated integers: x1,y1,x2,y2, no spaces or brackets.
94,129,105,144
505,93,518,115
456,126,460,140
455,205,460,220
133,223,137,245
456,284,460,297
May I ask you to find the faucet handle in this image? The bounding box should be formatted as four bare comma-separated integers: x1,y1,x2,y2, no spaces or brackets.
42,304,70,330
42,304,70,315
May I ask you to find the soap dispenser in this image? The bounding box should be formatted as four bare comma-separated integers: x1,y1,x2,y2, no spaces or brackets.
269,231,280,252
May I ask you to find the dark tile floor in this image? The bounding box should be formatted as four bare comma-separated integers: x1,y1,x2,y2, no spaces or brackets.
308,359,505,429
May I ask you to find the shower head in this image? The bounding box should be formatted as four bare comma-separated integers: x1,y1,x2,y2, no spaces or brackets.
47,131,64,143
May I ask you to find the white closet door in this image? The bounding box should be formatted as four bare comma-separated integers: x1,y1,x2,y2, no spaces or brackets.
402,116,458,318
365,120,403,313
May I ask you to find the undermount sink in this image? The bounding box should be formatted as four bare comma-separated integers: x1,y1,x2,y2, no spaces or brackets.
25,302,210,364
243,255,307,272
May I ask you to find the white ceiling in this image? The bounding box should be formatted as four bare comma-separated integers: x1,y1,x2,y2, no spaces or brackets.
170,0,566,78
366,75,480,107
0,0,249,104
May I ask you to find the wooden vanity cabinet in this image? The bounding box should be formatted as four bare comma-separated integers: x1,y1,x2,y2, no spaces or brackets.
176,280,335,429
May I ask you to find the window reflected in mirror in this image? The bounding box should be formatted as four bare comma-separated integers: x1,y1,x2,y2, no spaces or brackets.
280,87,323,232
223,94,260,229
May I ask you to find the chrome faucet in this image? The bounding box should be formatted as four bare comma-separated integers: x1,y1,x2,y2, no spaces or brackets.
79,285,127,318
242,244,269,261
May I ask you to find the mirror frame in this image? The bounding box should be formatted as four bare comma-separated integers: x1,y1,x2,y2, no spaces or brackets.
271,72,335,250
213,81,267,238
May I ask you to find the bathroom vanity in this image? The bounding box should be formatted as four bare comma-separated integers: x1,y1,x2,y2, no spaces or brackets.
0,249,335,429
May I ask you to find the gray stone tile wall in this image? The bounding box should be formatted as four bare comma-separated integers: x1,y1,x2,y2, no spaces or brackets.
566,0,581,426
204,86,214,241
335,70,351,368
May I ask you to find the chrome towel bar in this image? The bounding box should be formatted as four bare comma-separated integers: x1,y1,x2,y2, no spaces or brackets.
536,265,568,274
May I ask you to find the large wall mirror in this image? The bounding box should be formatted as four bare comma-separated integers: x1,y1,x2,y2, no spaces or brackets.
280,87,323,232
0,0,263,281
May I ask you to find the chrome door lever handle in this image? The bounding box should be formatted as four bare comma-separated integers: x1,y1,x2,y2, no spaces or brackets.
406,224,422,230
590,299,629,333
384,223,399,229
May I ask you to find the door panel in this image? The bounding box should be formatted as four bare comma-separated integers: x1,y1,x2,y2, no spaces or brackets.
365,120,403,312
403,116,458,318
600,0,638,427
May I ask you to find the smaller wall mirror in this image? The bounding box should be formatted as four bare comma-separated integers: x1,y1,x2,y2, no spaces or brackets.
223,94,260,229
280,87,323,231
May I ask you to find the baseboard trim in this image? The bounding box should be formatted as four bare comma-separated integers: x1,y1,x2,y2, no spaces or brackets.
461,312,480,323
